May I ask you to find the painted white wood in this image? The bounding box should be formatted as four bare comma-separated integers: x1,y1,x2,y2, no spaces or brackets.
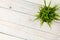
0,0,60,40
0,0,39,15
0,33,24,40
0,5,60,36
0,19,58,40
26,0,60,5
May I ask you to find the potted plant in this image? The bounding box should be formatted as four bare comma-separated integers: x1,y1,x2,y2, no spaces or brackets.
34,0,60,27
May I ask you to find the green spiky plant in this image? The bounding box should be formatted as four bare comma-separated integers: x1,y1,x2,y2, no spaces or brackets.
34,0,60,27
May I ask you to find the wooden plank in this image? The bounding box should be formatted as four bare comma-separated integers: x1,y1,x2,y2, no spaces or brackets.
0,7,60,36
0,0,60,40
0,0,39,15
0,19,58,40
0,33,25,40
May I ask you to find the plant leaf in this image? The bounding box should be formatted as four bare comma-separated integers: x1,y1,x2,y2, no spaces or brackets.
48,0,52,10
44,0,46,7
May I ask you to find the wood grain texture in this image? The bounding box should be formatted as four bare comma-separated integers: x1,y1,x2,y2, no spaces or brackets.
0,0,60,40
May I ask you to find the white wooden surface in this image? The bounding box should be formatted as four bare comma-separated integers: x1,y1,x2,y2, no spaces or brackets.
0,0,60,40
